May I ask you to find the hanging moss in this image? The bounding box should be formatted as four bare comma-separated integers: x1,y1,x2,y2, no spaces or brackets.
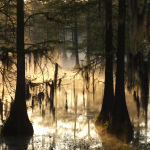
38,92,44,103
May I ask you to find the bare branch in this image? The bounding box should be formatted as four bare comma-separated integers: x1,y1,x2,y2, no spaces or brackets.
0,0,12,9
0,9,15,36
24,12,54,25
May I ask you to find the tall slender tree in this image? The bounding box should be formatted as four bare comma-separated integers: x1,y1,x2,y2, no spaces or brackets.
2,0,33,136
86,10,91,63
74,7,79,67
111,0,133,141
98,0,114,123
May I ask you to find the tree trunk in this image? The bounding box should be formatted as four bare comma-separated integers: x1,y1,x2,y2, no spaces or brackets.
86,11,91,63
74,6,79,68
2,0,33,136
98,0,114,123
112,0,133,142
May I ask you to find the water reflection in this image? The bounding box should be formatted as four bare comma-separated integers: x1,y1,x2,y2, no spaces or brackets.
27,86,102,149
22,52,103,149
0,136,31,150
126,53,150,148
1,51,150,149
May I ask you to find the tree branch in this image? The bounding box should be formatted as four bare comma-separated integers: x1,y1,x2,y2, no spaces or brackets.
0,0,12,9
0,9,15,36
24,12,54,25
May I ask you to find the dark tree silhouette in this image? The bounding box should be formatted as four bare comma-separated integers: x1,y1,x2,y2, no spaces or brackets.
73,2,79,68
2,0,33,136
3,136,31,150
74,14,79,67
86,10,91,63
111,0,133,142
97,0,114,123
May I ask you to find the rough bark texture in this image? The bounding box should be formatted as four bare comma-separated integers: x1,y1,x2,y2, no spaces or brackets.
111,0,133,142
98,0,114,123
2,0,33,136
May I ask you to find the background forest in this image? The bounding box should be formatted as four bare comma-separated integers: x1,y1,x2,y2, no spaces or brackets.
0,0,150,149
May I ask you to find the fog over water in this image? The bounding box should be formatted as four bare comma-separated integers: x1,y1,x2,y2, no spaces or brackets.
0,51,149,149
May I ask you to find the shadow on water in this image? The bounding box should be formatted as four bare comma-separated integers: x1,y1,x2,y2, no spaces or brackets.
0,135,32,150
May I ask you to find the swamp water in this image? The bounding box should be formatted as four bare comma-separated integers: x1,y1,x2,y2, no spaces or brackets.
0,52,149,149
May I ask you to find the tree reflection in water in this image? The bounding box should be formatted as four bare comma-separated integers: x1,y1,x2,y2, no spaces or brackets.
0,136,31,150
1,51,150,149
0,52,103,149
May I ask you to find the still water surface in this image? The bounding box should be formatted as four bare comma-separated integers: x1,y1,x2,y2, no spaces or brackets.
0,52,149,149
